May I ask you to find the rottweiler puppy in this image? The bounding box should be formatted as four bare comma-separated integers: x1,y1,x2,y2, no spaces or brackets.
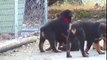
66,20,106,57
39,10,73,52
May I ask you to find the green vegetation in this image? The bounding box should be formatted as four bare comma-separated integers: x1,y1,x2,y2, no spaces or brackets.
49,9,106,20
75,10,92,19
98,10,106,18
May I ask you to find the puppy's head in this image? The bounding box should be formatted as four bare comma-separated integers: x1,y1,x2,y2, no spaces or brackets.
59,10,74,21
98,23,106,38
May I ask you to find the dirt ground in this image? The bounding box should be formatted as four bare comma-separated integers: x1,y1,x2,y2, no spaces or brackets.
0,39,106,60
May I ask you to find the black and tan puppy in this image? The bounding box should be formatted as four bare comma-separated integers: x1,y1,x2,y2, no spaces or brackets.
66,20,106,57
93,19,106,51
39,10,73,52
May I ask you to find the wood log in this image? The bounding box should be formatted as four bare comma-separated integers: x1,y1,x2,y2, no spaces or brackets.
0,36,37,53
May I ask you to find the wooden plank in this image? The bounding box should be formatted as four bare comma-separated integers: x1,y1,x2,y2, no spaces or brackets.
0,36,37,53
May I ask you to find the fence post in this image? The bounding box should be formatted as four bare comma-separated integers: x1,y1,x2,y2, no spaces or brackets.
44,0,48,24
15,0,18,38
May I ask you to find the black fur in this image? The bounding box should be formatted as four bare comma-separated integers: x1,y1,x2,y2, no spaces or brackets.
66,20,106,57
39,10,73,52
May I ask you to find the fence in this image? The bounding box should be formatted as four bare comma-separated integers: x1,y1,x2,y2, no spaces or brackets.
0,0,48,39
20,0,48,38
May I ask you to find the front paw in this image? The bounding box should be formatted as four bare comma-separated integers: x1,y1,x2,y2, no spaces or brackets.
54,50,61,53
83,53,89,57
40,50,45,52
98,51,105,54
67,54,72,58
